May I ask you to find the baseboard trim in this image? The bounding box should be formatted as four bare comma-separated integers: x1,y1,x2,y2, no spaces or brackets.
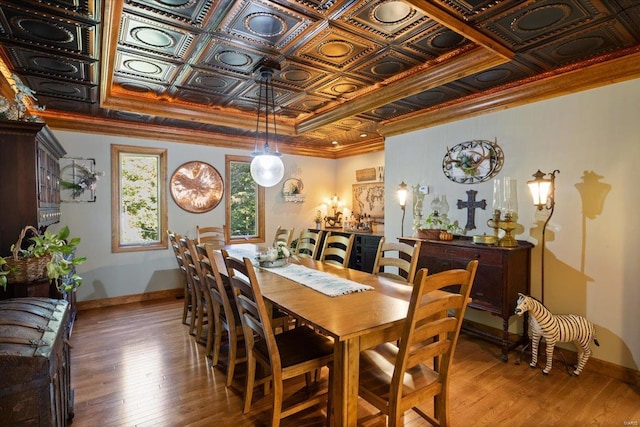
462,319,640,387
76,288,184,311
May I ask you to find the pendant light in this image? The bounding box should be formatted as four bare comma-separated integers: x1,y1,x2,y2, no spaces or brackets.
250,59,284,187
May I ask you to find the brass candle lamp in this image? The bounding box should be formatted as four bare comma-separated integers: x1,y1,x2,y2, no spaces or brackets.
487,177,518,247
487,209,518,247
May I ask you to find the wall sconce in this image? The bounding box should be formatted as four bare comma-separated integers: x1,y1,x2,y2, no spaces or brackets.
397,181,408,236
527,169,560,304
324,194,343,228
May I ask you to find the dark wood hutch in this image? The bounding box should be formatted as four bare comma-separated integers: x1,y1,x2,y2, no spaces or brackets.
0,120,76,318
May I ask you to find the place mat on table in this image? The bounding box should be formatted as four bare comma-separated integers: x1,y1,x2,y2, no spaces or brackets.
261,263,373,297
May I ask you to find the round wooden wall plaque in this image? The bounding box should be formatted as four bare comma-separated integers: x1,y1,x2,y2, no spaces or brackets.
170,161,223,213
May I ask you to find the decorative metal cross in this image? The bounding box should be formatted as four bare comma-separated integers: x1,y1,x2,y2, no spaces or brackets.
456,190,487,230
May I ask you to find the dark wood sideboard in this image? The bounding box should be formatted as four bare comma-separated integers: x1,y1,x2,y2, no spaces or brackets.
311,229,383,273
400,236,533,361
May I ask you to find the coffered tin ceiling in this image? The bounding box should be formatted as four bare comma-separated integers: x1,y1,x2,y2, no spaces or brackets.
0,0,639,158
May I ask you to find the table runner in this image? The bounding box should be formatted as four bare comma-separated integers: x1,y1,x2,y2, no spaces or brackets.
261,263,373,297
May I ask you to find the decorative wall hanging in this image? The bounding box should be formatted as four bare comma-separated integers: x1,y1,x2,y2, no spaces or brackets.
352,182,384,221
456,189,487,230
60,157,103,202
355,168,377,182
442,139,504,184
170,161,223,213
282,178,305,203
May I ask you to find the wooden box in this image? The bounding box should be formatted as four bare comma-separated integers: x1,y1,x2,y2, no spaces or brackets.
0,298,73,426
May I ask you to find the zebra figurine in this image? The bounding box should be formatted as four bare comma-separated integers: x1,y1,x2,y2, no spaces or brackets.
514,293,599,376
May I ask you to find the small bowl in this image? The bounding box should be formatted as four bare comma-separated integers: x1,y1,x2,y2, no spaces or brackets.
472,235,498,245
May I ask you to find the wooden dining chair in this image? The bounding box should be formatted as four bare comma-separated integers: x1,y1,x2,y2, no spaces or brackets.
198,244,246,387
358,260,478,427
272,226,295,248
319,232,354,267
223,252,334,427
168,231,193,325
196,225,226,247
371,237,422,283
182,237,210,340
294,229,323,259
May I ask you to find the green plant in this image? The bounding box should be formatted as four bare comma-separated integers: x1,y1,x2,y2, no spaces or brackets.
10,226,87,292
423,213,461,234
0,257,12,290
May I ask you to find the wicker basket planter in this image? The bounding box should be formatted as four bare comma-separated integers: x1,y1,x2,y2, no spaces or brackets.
5,226,51,284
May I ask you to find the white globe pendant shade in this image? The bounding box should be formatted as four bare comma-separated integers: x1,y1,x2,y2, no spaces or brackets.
250,153,284,187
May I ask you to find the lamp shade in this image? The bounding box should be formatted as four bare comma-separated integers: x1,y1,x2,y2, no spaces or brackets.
527,169,556,209
250,153,284,187
397,181,408,207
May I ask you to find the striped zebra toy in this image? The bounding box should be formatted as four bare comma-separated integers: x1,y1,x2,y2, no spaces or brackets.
515,293,599,376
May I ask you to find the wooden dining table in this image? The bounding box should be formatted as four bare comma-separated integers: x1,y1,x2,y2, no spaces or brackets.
219,244,413,427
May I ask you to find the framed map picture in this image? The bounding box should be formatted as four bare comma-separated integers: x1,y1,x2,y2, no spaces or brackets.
352,182,384,221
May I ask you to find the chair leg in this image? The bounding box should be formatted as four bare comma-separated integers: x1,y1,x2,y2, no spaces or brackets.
271,379,284,427
181,284,190,325
243,354,257,414
226,333,237,387
207,317,221,364
188,289,198,335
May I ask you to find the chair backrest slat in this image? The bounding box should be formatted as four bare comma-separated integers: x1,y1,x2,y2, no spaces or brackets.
295,229,323,259
372,238,422,283
319,232,354,267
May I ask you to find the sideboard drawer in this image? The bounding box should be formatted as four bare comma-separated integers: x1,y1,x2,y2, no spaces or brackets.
423,244,503,266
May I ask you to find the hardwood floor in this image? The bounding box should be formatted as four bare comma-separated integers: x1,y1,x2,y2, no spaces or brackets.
69,298,640,427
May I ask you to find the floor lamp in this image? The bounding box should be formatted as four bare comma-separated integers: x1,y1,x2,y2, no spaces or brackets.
527,169,560,305
397,181,408,237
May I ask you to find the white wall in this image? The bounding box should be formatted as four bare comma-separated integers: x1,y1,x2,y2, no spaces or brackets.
50,132,335,302
384,77,640,371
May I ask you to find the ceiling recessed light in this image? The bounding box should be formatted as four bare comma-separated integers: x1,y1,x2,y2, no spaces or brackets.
360,133,368,137
332,140,338,145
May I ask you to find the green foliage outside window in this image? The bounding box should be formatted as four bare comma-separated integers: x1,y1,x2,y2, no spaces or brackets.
121,154,160,242
229,161,258,238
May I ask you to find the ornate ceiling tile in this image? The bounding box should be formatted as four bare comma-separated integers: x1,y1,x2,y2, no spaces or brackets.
2,46,95,83
0,3,95,58
180,69,246,96
314,74,374,99
113,51,181,83
119,12,198,60
21,75,96,102
351,47,422,83
523,17,638,68
403,24,471,59
127,0,217,27
341,0,431,41
295,23,382,70
482,0,612,50
220,0,313,50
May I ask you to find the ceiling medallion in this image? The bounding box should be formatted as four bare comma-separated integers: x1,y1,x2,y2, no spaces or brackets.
216,50,252,67
131,27,175,48
442,139,504,184
371,1,413,25
318,40,354,58
245,12,286,37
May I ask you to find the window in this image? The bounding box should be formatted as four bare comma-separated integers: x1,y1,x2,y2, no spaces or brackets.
225,155,264,243
111,145,167,252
